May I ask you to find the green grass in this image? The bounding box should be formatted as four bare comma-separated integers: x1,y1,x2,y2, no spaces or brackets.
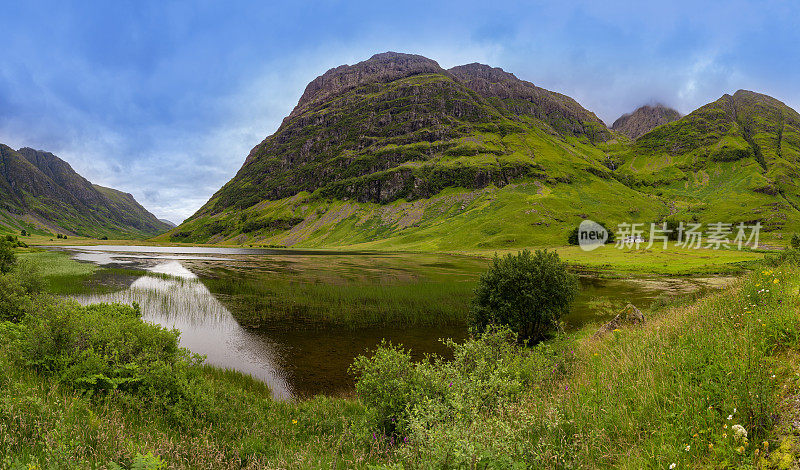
16,250,149,295
3,244,800,468
2,260,800,467
205,275,477,328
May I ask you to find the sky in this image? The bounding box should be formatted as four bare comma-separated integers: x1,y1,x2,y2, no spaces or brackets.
1,1,799,223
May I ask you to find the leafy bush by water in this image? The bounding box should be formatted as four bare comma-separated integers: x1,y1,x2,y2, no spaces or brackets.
470,249,578,342
350,326,575,437
7,298,207,426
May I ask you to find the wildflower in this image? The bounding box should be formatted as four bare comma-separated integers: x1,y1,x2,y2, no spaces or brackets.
774,279,780,284
449,382,453,387
669,464,676,469
763,440,769,450
292,419,297,424
733,408,737,413
736,446,745,454
732,424,747,441
723,433,727,438
693,433,699,438
708,443,713,449
685,444,691,451
727,414,733,420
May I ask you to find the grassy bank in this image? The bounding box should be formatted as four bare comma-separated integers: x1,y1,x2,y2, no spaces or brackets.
2,248,799,468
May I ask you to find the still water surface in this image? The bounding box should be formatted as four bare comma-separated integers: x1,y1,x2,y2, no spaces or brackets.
55,245,727,399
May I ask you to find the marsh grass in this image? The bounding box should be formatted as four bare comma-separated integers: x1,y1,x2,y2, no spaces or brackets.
204,274,476,328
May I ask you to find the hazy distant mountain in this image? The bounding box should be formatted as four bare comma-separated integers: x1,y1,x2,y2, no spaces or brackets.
161,53,800,249
0,146,171,238
158,218,177,228
611,104,682,139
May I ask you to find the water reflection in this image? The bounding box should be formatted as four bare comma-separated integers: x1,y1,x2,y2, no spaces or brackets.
56,245,730,399
72,260,293,399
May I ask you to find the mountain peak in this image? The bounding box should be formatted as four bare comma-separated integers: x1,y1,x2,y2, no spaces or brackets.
448,63,519,83
290,52,443,120
611,104,682,139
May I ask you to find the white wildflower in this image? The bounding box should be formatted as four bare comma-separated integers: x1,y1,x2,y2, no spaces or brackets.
732,424,747,441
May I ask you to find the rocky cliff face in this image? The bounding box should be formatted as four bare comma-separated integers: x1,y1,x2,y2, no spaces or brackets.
611,104,681,139
195,52,610,217
449,63,611,142
0,145,171,237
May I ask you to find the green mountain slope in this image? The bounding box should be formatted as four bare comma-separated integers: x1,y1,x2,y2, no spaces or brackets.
165,52,664,248
613,90,800,233
0,145,171,238
163,54,800,249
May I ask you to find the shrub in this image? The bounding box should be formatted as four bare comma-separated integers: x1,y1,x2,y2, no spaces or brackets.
0,241,16,274
791,233,800,251
470,249,577,343
567,221,615,245
350,326,574,437
0,274,32,322
10,299,207,425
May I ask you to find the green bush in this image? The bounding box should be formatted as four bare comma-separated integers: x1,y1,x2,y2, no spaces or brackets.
791,233,800,251
0,260,42,322
470,249,578,342
350,326,574,437
10,299,207,425
567,221,615,245
0,242,16,274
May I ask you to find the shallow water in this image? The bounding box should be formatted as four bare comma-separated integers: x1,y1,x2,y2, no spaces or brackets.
54,245,728,399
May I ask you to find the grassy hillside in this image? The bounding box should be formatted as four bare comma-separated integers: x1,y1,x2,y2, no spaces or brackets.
163,53,800,251
613,90,800,234
0,145,171,238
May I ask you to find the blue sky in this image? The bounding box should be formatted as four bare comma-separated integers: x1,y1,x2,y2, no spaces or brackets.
1,0,799,223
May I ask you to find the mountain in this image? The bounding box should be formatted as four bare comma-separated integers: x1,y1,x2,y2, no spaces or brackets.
162,53,800,249
158,219,177,228
0,145,171,237
612,90,800,232
164,52,663,248
611,104,682,139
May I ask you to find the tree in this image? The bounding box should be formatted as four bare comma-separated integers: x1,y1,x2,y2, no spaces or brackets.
792,234,800,251
20,229,27,237
567,221,616,245
0,242,16,274
470,249,578,343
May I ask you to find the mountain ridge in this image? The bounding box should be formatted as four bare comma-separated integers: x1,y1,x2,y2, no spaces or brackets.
162,53,800,249
0,145,171,238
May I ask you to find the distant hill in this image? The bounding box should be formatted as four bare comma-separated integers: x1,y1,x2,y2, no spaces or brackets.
158,219,177,228
160,53,800,249
611,104,682,139
0,145,171,238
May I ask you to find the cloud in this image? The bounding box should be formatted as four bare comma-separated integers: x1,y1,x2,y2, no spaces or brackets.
1,1,799,223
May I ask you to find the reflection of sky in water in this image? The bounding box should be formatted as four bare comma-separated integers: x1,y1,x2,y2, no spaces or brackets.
70,250,232,265
71,260,292,400
55,245,731,399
